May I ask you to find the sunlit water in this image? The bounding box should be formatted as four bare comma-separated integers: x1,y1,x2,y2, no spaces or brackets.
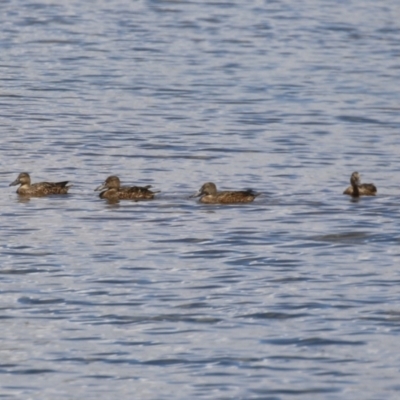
1,0,400,399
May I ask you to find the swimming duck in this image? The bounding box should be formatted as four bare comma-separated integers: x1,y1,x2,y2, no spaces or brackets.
9,172,72,196
191,182,260,204
95,175,158,200
343,171,377,197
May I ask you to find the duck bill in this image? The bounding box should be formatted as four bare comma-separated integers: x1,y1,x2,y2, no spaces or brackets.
189,190,202,199
94,183,107,192
9,178,20,186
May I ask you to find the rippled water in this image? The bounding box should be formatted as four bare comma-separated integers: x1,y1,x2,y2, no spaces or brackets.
1,0,400,398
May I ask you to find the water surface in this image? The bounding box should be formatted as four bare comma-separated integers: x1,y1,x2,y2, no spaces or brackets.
1,0,400,399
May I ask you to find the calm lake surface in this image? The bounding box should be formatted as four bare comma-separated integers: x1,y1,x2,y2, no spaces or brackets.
1,0,400,399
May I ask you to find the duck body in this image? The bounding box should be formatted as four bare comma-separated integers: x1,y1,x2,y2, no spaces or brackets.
95,176,158,200
343,172,377,197
9,173,71,197
192,182,260,204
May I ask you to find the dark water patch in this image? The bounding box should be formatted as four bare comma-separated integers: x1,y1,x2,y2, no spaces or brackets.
18,296,65,305
63,336,103,341
85,313,222,326
359,311,400,324
114,340,158,347
82,374,115,379
309,231,372,244
0,268,48,274
174,302,211,309
9,368,56,375
236,117,282,126
226,256,277,267
262,337,365,347
90,254,128,262
273,302,354,311
0,364,19,370
190,284,225,290
154,237,211,244
143,358,189,366
253,387,341,396
183,249,236,259
87,278,147,285
52,356,120,365
262,259,301,268
120,266,155,272
237,312,309,320
337,115,383,125
67,300,144,308
195,147,263,154
149,314,222,324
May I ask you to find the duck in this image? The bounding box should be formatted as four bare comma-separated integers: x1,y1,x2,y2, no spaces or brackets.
191,182,260,204
343,171,377,197
95,175,159,200
9,172,72,196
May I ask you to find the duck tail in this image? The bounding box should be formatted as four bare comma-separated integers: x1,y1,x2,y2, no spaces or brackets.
56,181,71,188
245,189,261,197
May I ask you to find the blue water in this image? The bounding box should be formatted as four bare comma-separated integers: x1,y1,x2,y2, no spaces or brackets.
1,0,400,399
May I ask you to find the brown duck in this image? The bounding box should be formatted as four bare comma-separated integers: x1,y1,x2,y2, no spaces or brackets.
191,182,260,204
95,175,159,200
343,172,377,197
9,172,72,196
